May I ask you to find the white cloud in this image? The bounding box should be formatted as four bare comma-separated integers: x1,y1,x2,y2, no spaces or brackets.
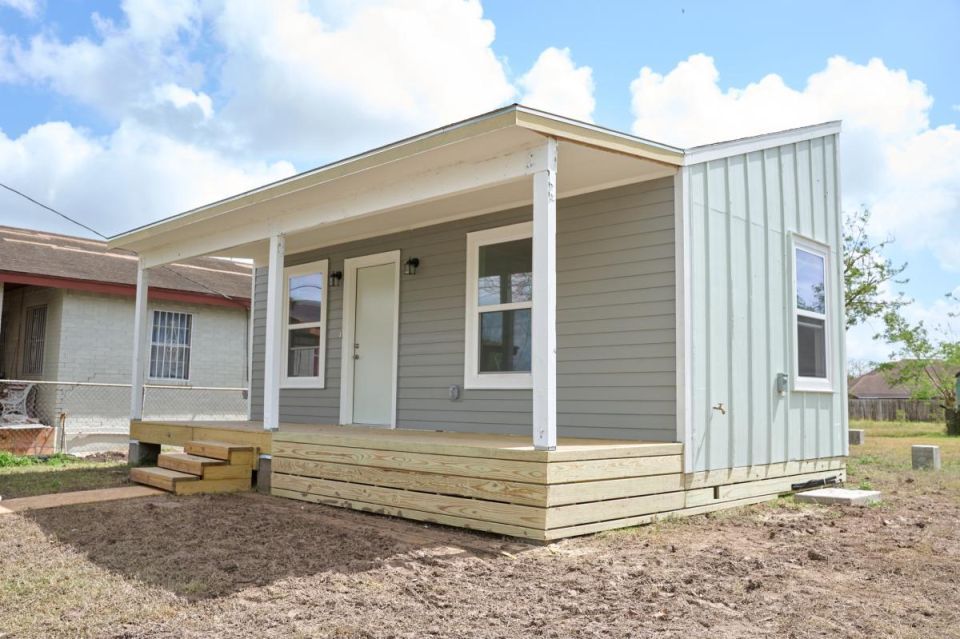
630,54,960,273
211,0,516,160
1,0,522,163
0,0,40,18
517,47,595,122
0,120,293,237
2,2,201,119
151,83,213,120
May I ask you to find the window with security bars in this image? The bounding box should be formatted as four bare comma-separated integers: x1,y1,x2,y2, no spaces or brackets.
0,312,8,376
23,305,46,376
149,311,193,380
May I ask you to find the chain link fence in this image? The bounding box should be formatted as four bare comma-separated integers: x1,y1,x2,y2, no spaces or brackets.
0,379,248,454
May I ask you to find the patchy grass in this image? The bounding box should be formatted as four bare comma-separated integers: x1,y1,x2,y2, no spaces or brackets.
846,419,960,498
0,452,129,499
0,451,80,468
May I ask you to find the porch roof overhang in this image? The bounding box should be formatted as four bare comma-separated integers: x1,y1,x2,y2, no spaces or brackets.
107,104,683,267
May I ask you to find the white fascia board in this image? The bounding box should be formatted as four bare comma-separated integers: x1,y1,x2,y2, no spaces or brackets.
139,143,552,268
683,121,842,166
514,105,684,157
109,106,521,248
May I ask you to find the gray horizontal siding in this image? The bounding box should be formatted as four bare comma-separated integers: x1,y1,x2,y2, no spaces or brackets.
251,177,676,441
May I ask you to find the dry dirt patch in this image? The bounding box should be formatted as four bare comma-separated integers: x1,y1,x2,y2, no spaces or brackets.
1,435,958,638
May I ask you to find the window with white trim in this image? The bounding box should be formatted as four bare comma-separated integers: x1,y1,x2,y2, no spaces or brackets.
23,305,46,376
465,223,533,389
282,259,328,387
793,237,832,392
149,310,192,380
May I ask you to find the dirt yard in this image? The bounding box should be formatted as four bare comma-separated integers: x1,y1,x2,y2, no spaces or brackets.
1,421,958,638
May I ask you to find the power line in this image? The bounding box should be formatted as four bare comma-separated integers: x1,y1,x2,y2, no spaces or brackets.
1,181,108,239
0,180,242,305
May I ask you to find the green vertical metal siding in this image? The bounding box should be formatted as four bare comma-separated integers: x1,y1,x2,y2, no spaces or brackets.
687,134,846,472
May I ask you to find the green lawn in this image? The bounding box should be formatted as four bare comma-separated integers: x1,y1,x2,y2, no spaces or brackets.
0,452,129,500
847,419,959,493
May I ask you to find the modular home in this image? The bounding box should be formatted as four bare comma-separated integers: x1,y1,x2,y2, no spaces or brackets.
111,105,847,540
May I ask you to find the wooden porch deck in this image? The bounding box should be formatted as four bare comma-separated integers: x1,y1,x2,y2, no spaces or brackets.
130,420,846,541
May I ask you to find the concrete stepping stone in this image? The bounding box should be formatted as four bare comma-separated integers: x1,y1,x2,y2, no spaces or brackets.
794,487,881,506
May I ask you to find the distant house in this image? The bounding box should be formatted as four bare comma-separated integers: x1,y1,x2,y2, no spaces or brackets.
0,225,251,453
847,360,957,422
849,361,954,400
848,367,913,400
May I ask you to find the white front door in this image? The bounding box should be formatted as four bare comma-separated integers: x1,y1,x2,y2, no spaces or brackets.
341,251,399,427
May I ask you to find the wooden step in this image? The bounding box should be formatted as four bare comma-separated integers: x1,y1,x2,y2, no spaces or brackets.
174,477,251,496
200,464,252,481
158,452,224,476
184,440,255,466
130,466,198,492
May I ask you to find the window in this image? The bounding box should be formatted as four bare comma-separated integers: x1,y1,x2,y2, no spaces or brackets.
149,311,192,381
23,305,46,376
0,312,8,376
282,259,328,387
793,236,832,392
465,223,533,389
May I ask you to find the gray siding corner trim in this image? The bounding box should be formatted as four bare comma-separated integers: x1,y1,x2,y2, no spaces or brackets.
251,178,677,442
685,133,846,473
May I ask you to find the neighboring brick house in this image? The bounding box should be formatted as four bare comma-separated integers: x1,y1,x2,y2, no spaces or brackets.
0,225,251,453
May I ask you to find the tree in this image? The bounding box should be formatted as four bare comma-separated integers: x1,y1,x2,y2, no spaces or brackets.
880,300,960,434
847,358,873,380
843,208,909,328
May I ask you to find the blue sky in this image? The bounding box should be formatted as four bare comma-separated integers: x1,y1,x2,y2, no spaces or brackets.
0,0,958,362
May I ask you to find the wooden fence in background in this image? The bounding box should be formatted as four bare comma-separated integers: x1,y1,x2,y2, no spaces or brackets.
848,398,944,422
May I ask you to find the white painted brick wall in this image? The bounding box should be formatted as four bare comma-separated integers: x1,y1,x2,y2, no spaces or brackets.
55,292,249,452
57,290,248,387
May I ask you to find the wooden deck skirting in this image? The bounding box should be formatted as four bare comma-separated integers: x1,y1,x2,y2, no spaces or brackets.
268,428,846,541
130,421,847,541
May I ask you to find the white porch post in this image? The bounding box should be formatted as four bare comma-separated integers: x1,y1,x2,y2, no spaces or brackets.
263,233,286,431
532,137,558,450
130,260,149,420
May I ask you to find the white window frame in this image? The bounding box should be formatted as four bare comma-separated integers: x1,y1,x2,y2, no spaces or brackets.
148,310,193,383
281,259,329,389
791,234,834,393
464,222,534,390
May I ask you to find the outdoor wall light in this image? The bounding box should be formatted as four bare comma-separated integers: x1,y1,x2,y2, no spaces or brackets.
329,271,343,287
404,257,420,275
